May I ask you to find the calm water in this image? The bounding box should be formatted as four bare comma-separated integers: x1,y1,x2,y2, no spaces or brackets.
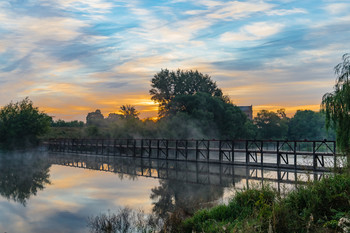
0,150,327,232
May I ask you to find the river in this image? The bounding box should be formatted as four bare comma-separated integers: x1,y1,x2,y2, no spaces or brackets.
0,150,328,232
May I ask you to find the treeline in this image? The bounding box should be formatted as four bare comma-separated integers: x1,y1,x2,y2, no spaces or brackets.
49,69,334,141
0,69,336,149
50,107,333,141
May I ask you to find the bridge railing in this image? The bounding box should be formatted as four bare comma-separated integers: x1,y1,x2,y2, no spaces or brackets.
47,138,341,171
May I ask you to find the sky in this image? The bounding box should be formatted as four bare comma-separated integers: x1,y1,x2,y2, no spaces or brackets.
0,0,350,121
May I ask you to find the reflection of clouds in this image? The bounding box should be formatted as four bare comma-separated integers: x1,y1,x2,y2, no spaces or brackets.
0,165,160,233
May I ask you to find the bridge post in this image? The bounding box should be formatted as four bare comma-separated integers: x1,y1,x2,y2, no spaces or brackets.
246,140,249,164
196,140,199,161
141,139,144,157
149,139,152,158
261,141,264,166
207,140,210,161
175,140,178,160
277,141,280,168
157,140,160,159
333,141,337,169
231,140,235,164
101,139,104,155
219,140,222,162
294,141,297,169
113,139,116,156
133,139,136,157
126,139,129,157
165,140,169,158
119,139,122,156
95,139,98,154
313,141,317,170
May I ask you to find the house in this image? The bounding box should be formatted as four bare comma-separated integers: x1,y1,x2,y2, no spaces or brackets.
238,105,253,120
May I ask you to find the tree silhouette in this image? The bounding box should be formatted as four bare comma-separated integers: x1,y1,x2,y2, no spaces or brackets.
119,105,139,119
150,69,223,117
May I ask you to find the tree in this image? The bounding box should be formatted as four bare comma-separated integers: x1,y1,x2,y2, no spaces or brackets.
322,53,350,157
288,110,334,140
162,92,248,139
254,109,289,139
86,109,104,125
150,69,223,117
119,105,139,119
106,113,122,122
0,97,52,148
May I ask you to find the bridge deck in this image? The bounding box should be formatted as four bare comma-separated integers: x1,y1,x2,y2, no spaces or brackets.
47,138,342,171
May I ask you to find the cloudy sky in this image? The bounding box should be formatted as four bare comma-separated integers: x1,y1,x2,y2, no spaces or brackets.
0,0,349,121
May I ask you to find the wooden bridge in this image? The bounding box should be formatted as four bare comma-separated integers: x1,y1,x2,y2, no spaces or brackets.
47,153,327,191
48,138,340,171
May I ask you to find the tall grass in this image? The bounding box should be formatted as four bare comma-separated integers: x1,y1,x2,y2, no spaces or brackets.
182,173,350,233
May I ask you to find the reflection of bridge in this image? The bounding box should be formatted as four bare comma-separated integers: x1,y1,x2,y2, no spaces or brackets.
48,153,327,191
48,138,339,171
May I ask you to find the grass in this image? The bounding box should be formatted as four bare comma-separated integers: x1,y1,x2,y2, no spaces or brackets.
181,172,350,233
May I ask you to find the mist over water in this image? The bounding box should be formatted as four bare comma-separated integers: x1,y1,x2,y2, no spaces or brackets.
0,150,328,232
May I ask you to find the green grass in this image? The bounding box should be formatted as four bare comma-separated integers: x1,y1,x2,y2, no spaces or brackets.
181,173,350,233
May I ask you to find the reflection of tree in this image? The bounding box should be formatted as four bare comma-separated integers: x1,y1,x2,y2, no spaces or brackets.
150,180,224,231
0,153,51,205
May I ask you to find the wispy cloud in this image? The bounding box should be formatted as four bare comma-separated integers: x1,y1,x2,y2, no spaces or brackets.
0,0,349,120
220,22,284,42
324,3,350,15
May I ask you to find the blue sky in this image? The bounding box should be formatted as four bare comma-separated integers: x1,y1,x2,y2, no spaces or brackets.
0,0,349,120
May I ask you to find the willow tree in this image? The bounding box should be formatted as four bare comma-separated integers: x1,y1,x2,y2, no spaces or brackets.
321,53,350,161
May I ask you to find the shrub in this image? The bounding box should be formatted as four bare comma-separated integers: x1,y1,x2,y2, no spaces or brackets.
0,98,51,148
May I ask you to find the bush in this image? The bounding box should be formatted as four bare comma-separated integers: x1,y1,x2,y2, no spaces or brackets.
0,98,52,148
182,186,277,232
182,174,350,233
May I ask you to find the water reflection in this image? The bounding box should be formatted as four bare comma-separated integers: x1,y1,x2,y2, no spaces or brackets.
0,151,328,232
0,151,51,205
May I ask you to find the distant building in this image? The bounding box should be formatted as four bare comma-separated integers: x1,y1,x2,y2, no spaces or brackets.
238,105,253,120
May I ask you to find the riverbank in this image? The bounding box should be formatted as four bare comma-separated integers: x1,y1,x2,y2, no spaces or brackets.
181,171,350,233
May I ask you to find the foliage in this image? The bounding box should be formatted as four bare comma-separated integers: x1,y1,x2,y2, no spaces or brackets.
254,109,289,139
0,97,52,148
182,186,277,233
119,105,139,120
86,109,104,126
150,69,223,117
322,53,350,155
288,110,335,140
41,127,85,140
51,119,84,127
106,113,122,123
164,92,249,139
182,173,350,233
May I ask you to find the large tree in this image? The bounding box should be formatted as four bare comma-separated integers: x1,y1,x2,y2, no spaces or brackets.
86,109,104,126
254,109,289,139
162,92,248,139
288,110,334,140
0,97,52,148
150,69,223,117
322,53,350,157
